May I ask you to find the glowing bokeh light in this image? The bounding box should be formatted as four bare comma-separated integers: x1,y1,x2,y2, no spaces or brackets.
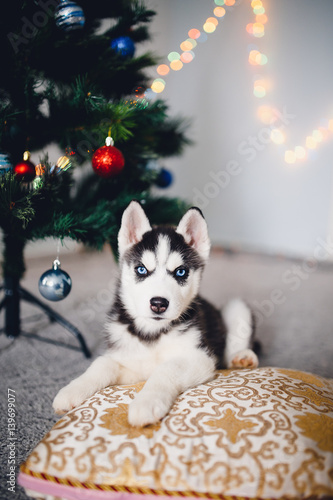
295,146,307,159
157,64,170,76
188,28,201,39
206,17,218,26
256,14,268,24
305,136,317,149
203,21,217,33
180,40,193,51
182,38,197,50
214,6,226,17
270,128,285,144
258,106,278,124
251,0,262,7
249,50,268,65
151,79,165,93
170,59,183,71
249,50,260,64
253,85,266,98
253,22,265,37
214,0,225,5
253,6,265,15
168,51,180,62
328,119,333,132
312,129,323,142
225,0,235,5
246,23,254,34
285,151,296,164
180,51,195,63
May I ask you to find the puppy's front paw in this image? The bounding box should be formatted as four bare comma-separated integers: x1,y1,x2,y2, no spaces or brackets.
128,393,169,427
229,348,259,369
52,382,88,415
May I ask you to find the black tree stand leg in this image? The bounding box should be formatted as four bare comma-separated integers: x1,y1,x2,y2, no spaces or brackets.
0,277,91,358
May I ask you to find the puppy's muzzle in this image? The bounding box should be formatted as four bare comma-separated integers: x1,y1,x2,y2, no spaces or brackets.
150,297,169,314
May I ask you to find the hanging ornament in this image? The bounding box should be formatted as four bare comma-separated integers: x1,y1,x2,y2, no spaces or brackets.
155,168,173,188
55,0,85,32
110,36,136,59
0,152,13,175
92,134,125,178
39,259,72,301
14,151,36,182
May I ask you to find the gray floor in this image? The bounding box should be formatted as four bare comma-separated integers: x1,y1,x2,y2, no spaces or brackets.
1,247,332,499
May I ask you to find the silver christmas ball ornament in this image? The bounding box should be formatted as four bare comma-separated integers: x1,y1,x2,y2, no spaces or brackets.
54,0,85,31
38,259,72,301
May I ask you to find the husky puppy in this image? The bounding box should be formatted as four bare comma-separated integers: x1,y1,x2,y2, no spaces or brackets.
53,200,258,427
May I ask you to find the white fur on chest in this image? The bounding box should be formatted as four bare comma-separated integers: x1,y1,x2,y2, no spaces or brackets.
105,321,203,384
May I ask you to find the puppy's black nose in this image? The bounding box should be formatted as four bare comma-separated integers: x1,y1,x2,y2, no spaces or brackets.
150,297,169,314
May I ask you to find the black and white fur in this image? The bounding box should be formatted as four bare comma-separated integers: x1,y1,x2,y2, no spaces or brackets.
53,200,258,427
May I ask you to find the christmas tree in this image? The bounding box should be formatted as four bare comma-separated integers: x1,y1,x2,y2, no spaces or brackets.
0,0,189,345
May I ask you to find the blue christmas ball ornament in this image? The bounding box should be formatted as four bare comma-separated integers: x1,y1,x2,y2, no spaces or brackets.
155,168,173,188
55,0,85,31
110,36,135,59
0,153,12,174
39,260,72,301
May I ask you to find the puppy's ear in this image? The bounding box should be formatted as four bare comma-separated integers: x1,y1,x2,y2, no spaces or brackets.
176,207,210,261
118,201,152,257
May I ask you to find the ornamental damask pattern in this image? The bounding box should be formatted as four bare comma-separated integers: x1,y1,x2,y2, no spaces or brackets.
22,367,333,499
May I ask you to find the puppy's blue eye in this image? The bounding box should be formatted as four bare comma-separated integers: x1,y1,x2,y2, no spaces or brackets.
136,266,148,276
175,267,187,278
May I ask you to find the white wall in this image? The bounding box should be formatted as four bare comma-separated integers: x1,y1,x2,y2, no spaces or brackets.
144,0,333,259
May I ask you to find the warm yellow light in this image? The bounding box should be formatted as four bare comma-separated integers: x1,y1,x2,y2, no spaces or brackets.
157,64,170,76
251,0,262,7
285,151,296,164
203,21,217,33
270,128,285,144
328,119,333,132
180,40,193,51
151,80,165,94
258,106,278,124
206,17,218,26
306,136,317,149
253,22,265,37
249,50,260,65
170,59,183,71
256,14,268,24
214,6,226,17
180,38,197,50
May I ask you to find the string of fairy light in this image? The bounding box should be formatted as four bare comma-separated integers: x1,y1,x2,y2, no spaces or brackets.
150,0,234,94
150,0,333,165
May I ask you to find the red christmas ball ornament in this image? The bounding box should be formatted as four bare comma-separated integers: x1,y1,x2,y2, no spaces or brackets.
14,151,36,182
92,136,125,178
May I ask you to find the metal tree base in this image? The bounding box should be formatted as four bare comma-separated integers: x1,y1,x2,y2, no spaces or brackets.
0,277,91,358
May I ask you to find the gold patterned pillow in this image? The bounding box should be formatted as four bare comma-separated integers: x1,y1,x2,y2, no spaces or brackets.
18,367,333,500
